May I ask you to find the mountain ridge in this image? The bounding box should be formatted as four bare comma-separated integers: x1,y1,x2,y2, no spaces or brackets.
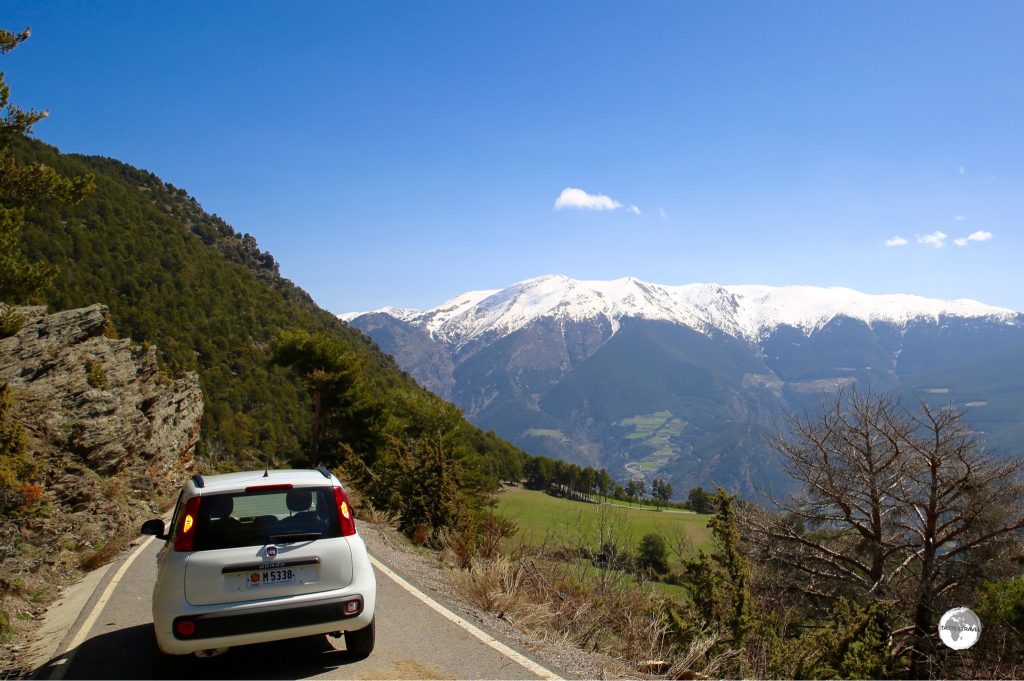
342,274,1020,347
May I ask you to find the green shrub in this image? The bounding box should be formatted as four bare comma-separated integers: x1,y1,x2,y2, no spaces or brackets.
0,306,23,338
637,532,670,575
84,360,108,390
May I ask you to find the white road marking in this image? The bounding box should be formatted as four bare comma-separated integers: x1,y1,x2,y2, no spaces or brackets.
369,555,562,681
51,535,157,680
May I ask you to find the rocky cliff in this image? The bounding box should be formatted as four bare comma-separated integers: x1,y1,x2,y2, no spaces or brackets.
0,303,202,660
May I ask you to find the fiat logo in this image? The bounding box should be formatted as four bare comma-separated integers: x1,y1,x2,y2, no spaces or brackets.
265,546,278,558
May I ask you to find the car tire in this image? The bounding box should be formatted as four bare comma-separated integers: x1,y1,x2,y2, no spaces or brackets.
345,617,375,659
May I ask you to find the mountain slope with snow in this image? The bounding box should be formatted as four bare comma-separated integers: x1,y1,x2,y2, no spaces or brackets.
345,274,1019,347
345,275,1024,498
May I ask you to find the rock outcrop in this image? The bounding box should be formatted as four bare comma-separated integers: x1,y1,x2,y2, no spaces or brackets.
0,303,202,656
0,304,202,486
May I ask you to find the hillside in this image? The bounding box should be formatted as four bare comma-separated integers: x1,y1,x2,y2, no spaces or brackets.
9,135,523,484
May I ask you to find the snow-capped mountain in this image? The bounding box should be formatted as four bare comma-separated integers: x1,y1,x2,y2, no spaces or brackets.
346,274,1018,348
345,275,1024,498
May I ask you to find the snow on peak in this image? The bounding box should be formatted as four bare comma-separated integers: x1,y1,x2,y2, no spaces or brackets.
342,275,1019,346
338,306,421,322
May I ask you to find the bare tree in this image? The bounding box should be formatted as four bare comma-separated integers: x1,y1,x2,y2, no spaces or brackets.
743,391,912,599
664,521,695,563
740,389,1024,678
897,402,1024,677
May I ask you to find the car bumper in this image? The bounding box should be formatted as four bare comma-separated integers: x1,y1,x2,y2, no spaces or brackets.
153,562,376,655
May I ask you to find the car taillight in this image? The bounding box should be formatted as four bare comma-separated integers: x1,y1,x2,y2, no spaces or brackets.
342,597,363,616
174,496,202,552
333,486,357,537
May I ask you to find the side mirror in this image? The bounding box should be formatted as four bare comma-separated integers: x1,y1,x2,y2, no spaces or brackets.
140,518,168,540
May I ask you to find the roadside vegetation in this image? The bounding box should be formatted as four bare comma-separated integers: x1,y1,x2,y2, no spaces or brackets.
440,390,1024,679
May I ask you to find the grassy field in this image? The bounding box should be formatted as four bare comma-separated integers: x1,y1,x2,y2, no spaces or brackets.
618,411,686,474
494,487,712,566
523,428,569,442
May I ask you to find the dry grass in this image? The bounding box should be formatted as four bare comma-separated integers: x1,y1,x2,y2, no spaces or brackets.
358,502,401,529
79,527,135,571
449,556,555,632
448,549,672,666
442,501,745,676
440,502,690,669
666,629,738,680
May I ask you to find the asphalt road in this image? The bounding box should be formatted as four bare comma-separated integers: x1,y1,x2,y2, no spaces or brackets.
32,536,559,680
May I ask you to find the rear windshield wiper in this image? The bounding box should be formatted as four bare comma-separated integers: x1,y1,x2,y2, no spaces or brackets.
269,532,322,544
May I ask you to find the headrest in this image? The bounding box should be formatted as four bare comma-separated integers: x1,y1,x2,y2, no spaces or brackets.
286,489,313,513
205,495,233,519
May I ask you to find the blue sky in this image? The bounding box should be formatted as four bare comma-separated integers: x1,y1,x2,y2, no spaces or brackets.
4,2,1023,313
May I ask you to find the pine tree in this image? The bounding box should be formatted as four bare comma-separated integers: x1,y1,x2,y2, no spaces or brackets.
637,532,670,575
271,329,361,459
681,488,754,643
0,27,93,303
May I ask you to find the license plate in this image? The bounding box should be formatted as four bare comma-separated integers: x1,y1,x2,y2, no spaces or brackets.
246,567,297,589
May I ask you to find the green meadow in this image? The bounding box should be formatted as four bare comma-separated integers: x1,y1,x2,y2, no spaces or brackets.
494,487,712,567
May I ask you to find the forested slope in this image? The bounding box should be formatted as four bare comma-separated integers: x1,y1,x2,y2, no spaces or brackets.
10,135,523,489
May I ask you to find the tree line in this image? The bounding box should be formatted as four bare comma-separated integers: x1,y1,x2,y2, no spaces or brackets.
522,454,690,509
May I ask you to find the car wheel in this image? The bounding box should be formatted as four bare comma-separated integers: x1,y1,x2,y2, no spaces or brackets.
345,617,375,659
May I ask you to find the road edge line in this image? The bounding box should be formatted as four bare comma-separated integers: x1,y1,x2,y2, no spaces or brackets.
369,555,562,681
48,535,156,680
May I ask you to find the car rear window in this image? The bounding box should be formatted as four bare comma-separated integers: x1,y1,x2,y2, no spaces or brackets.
192,487,341,551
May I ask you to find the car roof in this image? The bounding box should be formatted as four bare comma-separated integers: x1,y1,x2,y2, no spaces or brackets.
190,469,338,494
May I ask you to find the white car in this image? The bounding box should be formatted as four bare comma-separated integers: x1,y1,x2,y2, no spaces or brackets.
140,467,376,659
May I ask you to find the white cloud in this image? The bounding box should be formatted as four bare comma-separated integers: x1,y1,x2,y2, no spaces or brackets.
627,205,642,215
917,230,948,248
659,207,667,219
959,166,967,175
954,230,993,247
885,236,908,247
954,215,967,221
554,187,623,211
